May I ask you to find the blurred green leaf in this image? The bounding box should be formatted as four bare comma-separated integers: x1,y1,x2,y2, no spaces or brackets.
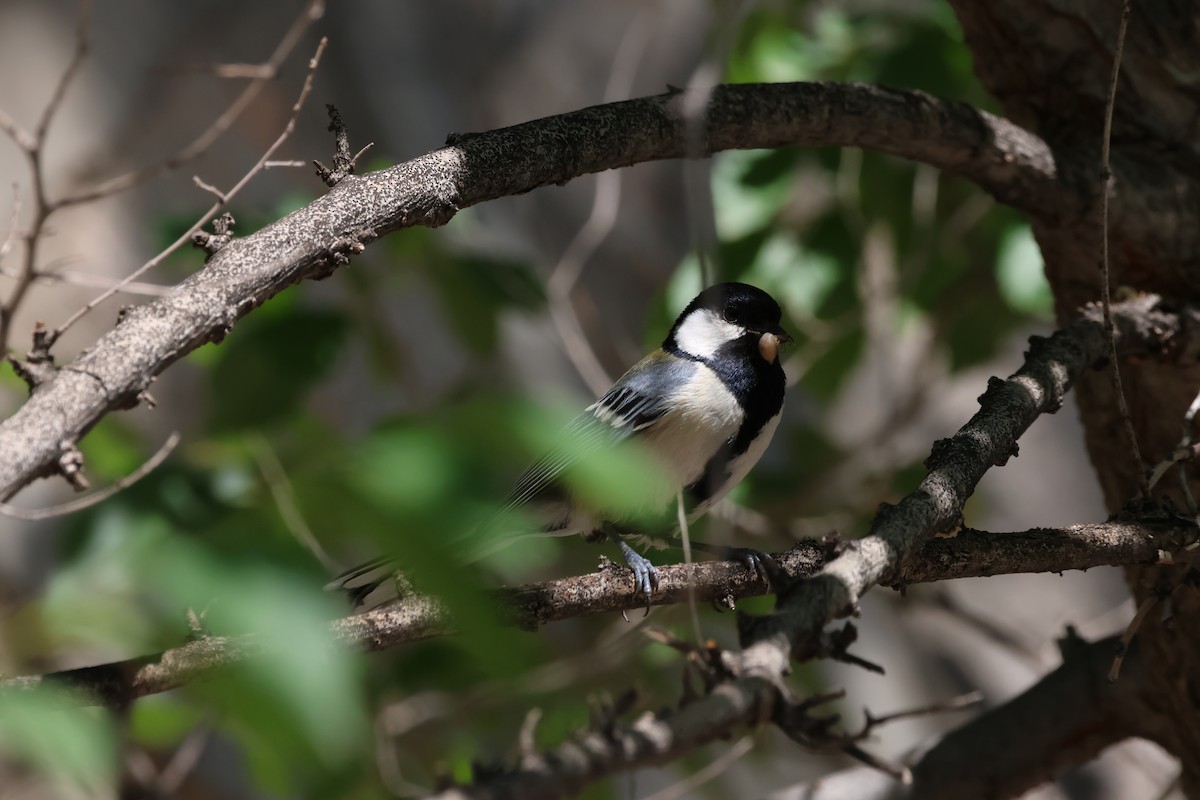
996,224,1053,317
129,696,207,748
0,693,116,795
208,299,348,432
713,150,793,240
76,416,143,481
743,231,841,318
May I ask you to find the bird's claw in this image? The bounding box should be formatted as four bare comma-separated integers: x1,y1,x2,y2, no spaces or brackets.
714,546,778,585
614,539,659,619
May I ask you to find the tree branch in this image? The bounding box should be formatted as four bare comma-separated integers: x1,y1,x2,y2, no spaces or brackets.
4,517,1191,707
766,636,1152,800
909,633,1151,799
0,81,1067,500
736,294,1200,669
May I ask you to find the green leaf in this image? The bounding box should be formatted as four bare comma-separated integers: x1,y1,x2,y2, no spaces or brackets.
208,302,348,432
712,150,793,240
0,693,117,794
425,252,545,355
996,224,1053,317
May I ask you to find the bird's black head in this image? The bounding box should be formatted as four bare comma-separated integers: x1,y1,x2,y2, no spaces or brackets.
666,282,789,363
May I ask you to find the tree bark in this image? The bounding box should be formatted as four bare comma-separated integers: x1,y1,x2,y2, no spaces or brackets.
950,0,1200,791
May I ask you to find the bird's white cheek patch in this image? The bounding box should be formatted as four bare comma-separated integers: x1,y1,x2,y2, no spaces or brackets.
675,309,745,360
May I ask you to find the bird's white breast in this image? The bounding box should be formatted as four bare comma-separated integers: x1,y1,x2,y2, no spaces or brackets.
637,365,745,509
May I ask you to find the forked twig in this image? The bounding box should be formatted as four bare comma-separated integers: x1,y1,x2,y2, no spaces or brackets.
0,431,179,520
57,0,325,208
49,37,330,346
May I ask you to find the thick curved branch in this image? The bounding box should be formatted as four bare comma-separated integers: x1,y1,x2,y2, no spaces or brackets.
910,634,1152,799
4,516,1192,707
0,81,1065,500
766,636,1153,800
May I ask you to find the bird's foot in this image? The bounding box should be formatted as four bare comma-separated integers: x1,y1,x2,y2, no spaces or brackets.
687,541,778,585
611,537,659,619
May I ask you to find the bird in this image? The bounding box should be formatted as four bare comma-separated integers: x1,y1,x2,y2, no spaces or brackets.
330,282,789,609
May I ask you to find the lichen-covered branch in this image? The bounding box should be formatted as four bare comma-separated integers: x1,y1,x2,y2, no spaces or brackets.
0,81,1066,500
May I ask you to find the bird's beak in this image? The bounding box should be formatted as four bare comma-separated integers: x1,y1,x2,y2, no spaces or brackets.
757,328,791,364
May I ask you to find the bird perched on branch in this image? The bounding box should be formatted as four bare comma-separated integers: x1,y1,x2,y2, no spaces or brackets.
330,282,789,609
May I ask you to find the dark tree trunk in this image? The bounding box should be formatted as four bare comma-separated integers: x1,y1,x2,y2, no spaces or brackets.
951,1,1200,791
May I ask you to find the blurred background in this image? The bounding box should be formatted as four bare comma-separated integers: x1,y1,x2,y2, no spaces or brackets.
0,1,1176,798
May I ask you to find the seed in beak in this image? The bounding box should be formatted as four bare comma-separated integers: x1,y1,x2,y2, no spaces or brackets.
758,332,781,363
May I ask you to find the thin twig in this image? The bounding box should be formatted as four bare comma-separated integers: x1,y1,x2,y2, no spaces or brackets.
208,63,277,80
32,0,93,148
1148,385,1200,518
0,0,93,357
862,690,983,729
0,431,179,520
191,175,227,202
249,433,340,573
57,0,325,208
0,108,34,152
0,266,172,298
640,734,755,800
676,489,704,646
49,36,330,346
1108,593,1156,682
154,723,212,796
1098,0,1148,498
545,12,650,395
0,184,21,264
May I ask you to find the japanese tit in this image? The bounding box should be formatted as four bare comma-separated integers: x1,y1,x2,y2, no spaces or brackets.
332,282,789,607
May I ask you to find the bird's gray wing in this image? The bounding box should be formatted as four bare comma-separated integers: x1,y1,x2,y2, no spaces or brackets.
501,351,688,513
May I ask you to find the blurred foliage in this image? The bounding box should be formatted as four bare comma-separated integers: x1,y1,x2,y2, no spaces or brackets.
0,3,1058,798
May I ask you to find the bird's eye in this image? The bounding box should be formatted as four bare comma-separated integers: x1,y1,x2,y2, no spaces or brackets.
721,307,734,323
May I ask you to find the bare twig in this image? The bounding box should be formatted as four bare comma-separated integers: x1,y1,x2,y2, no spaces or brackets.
32,0,93,149
545,12,650,395
1097,0,1148,498
312,106,372,187
191,175,227,203
0,0,322,360
1146,389,1200,511
153,723,212,796
0,184,21,265
49,37,330,346
676,489,704,645
1108,593,1157,682
0,431,179,520
57,0,325,207
14,266,172,298
249,434,340,573
640,734,755,800
862,690,983,729
0,0,93,357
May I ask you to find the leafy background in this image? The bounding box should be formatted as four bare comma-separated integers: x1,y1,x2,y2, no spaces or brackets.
0,1,1157,798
